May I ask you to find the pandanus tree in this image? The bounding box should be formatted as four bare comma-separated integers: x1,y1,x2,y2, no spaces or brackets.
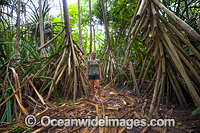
100,0,115,82
124,0,200,118
26,0,52,48
44,0,90,101
0,0,90,125
0,0,30,124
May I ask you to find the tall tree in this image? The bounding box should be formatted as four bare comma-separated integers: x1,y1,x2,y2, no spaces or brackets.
78,0,82,48
89,0,92,54
101,0,114,82
15,0,21,51
46,0,90,101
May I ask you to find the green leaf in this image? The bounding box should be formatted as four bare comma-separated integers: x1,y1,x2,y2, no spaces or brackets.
24,43,39,62
0,82,12,126
39,78,49,94
191,106,200,116
0,109,7,126
0,97,3,102
6,82,12,124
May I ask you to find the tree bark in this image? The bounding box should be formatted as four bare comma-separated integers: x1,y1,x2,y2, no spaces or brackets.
39,0,44,47
129,62,141,98
148,60,162,118
196,16,200,32
62,0,71,37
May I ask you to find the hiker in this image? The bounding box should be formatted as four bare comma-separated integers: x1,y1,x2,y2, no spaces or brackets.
86,51,103,103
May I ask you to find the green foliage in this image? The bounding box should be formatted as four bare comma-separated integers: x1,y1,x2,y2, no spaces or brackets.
93,0,138,57
163,0,200,30
27,0,52,23
64,2,104,54
0,43,14,67
0,82,12,126
12,122,31,132
68,4,78,29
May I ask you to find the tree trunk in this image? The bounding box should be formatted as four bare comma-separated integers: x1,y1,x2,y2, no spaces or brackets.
39,0,44,47
15,0,21,52
101,0,113,82
196,15,200,32
62,0,71,37
101,0,110,48
78,0,82,49
89,0,92,53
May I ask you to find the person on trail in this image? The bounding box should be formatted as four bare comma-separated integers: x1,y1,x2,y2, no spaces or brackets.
86,51,103,103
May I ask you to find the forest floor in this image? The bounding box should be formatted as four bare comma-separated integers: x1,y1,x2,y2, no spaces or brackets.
4,83,200,133
114,86,200,133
